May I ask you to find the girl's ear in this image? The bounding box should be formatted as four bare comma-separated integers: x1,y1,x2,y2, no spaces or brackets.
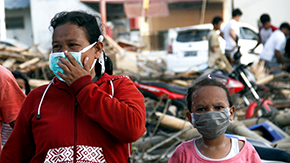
186,111,193,124
229,106,235,121
94,42,104,59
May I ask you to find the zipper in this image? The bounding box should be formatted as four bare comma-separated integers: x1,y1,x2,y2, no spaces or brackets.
73,97,79,163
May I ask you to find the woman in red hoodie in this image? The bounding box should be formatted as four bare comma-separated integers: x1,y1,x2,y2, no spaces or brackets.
0,11,146,163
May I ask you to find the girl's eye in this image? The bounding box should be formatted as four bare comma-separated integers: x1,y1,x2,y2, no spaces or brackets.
197,108,206,112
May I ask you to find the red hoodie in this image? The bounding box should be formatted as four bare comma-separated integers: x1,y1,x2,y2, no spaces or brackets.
0,73,146,163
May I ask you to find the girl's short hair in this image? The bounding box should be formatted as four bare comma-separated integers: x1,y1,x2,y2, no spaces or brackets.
186,75,234,112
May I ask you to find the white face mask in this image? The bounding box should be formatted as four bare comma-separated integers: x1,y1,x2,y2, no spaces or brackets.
49,42,97,81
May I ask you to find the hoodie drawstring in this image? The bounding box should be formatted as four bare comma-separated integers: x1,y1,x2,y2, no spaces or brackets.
109,80,114,98
36,81,52,120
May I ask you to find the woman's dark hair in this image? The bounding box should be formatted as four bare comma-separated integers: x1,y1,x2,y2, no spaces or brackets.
50,11,102,44
12,70,30,95
186,76,233,112
232,8,242,17
260,14,270,24
212,16,222,25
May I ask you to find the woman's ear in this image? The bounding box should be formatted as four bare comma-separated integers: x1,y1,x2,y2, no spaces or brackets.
186,111,192,124
229,106,235,121
94,42,104,59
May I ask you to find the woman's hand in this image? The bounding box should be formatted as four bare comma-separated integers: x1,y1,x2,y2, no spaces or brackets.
57,51,91,86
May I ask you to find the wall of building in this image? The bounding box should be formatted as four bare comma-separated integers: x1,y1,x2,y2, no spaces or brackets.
141,1,223,51
232,0,290,29
149,2,223,33
5,8,33,46
30,0,99,52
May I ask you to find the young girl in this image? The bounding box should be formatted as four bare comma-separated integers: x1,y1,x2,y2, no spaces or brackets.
169,76,261,163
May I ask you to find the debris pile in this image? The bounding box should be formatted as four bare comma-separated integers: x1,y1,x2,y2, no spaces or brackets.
0,44,52,88
1,36,290,162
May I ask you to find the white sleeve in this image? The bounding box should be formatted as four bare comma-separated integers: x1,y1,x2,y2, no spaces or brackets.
231,21,240,36
275,35,286,52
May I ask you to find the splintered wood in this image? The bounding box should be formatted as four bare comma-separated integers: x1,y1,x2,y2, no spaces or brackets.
0,44,48,72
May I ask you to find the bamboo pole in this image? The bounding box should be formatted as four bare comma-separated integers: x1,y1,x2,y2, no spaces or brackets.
228,120,271,144
154,112,193,131
273,143,290,152
275,111,290,127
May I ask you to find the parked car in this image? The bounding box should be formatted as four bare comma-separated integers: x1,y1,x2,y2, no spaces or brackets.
166,23,263,73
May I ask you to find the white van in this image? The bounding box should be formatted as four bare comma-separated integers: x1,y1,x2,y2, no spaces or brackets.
166,23,263,73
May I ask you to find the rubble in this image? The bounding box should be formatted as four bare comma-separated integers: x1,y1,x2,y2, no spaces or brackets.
1,36,290,162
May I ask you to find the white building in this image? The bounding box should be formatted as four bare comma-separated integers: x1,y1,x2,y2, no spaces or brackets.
3,0,98,52
232,0,290,29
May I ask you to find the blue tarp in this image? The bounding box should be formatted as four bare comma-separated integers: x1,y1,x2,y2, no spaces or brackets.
5,0,30,9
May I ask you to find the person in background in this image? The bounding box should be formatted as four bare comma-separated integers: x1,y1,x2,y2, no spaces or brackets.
259,23,290,74
0,65,26,151
207,16,223,68
250,14,278,53
12,70,31,95
0,11,146,162
220,8,243,64
1,70,30,147
168,76,261,163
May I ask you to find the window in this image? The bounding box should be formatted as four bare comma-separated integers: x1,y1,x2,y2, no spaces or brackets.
6,17,24,29
177,29,210,42
240,27,259,41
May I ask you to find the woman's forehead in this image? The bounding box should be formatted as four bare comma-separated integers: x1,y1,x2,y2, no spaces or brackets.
52,23,87,41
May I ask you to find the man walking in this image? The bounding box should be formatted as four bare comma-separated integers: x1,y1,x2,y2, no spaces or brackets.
207,16,223,68
221,8,243,64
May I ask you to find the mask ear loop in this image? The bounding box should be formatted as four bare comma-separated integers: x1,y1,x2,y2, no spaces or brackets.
84,35,104,71
80,42,97,53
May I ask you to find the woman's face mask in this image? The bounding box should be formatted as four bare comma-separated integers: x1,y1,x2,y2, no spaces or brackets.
49,42,97,82
191,107,231,139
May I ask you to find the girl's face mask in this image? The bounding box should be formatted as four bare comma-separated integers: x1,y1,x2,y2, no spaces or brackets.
49,42,97,82
191,107,231,139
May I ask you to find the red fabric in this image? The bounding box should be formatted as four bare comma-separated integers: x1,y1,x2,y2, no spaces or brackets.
0,65,26,151
124,2,169,18
169,139,261,163
130,18,139,29
258,24,278,38
270,25,279,31
0,73,146,162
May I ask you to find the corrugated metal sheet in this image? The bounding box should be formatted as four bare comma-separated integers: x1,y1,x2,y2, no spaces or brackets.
5,0,30,9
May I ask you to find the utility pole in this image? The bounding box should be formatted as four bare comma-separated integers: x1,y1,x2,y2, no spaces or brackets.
0,0,6,39
199,0,207,24
99,0,107,35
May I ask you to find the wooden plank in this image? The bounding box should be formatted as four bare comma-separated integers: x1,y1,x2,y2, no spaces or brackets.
18,57,40,69
2,58,16,68
0,52,26,62
104,35,154,73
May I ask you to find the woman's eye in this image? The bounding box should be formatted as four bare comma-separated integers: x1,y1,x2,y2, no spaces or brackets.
52,45,61,51
69,43,78,47
215,106,224,110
